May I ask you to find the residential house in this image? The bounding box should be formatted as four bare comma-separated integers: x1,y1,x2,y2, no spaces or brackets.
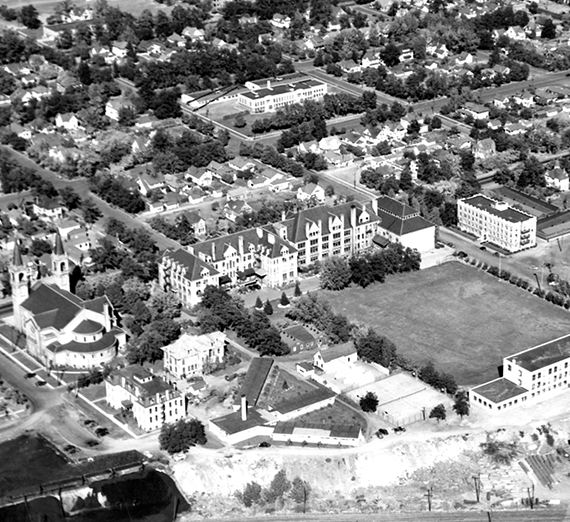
512,91,535,108
189,228,298,288
281,324,321,353
473,138,496,160
131,136,151,155
297,183,326,204
111,41,129,58
9,123,32,140
361,50,381,69
338,59,360,73
184,211,207,238
137,171,165,196
313,343,358,372
297,140,320,155
159,248,220,308
105,366,185,432
318,136,342,151
10,238,126,369
455,51,474,66
545,164,570,191
162,331,226,379
504,123,527,136
271,13,291,29
457,194,536,252
55,113,79,130
463,102,489,120
186,166,213,187
182,27,205,41
33,196,65,220
105,97,134,121
167,33,186,47
223,200,254,222
228,157,256,172
269,178,293,193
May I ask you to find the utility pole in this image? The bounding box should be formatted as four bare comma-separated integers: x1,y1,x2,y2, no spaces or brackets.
527,484,535,509
472,473,481,502
425,486,433,511
487,511,492,522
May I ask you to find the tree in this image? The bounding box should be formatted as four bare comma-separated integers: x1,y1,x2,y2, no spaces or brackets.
255,296,263,309
279,292,290,307
290,477,311,513
264,469,291,504
82,198,103,224
381,41,401,67
429,404,446,422
453,390,470,417
159,418,206,454
19,5,41,29
541,18,556,40
294,280,302,297
264,299,273,315
355,328,396,368
241,482,263,507
319,256,351,291
325,184,335,197
235,114,246,128
30,238,52,257
359,391,379,412
59,187,82,210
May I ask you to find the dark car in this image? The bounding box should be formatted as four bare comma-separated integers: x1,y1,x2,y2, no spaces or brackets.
493,252,501,257
24,372,36,379
34,381,47,387
259,442,271,448
456,251,468,259
479,246,487,251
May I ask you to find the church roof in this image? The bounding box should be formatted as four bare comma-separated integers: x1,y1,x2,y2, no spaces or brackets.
54,232,65,256
12,241,23,266
21,282,91,331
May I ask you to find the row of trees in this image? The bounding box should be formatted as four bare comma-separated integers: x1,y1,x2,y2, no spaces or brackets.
318,243,421,291
251,91,376,135
89,174,146,214
239,141,306,178
148,215,197,246
198,286,289,356
238,470,311,513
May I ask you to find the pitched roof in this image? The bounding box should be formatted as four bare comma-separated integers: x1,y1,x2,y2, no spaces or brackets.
234,357,274,407
272,387,335,415
319,342,356,363
12,241,23,266
191,227,295,262
161,248,219,282
22,283,84,330
54,232,65,256
274,202,378,244
375,196,435,236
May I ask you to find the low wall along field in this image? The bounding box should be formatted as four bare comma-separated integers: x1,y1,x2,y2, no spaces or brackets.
325,262,570,386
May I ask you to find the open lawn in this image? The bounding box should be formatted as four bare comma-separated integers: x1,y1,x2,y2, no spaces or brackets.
325,262,570,386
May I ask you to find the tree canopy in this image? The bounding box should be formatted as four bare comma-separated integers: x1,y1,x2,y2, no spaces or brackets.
159,418,206,454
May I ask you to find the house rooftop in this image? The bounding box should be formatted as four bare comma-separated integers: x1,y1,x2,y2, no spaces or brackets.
161,248,219,282
507,334,570,372
471,378,527,404
240,79,325,100
282,324,315,343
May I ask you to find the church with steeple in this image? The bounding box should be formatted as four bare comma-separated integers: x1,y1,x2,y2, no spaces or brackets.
10,234,126,370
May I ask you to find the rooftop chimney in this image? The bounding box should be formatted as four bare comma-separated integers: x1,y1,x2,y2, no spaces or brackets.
211,242,216,260
266,80,272,90
241,394,247,422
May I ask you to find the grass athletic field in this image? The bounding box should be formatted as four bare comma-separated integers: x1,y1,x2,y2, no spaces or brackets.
325,262,570,386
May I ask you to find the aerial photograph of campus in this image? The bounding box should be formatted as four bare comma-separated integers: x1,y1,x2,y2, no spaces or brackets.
3,0,570,519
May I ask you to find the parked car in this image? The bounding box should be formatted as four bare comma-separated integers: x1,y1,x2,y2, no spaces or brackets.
479,246,487,251
24,372,36,379
34,381,46,387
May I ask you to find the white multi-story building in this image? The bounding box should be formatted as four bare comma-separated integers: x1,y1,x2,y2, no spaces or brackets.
470,334,570,412
457,194,536,252
237,79,327,114
189,228,298,288
162,331,226,379
158,249,220,309
105,366,185,432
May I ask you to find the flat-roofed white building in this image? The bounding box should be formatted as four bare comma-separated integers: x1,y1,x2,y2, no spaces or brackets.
457,194,536,252
470,334,570,412
237,79,327,114
162,331,226,379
